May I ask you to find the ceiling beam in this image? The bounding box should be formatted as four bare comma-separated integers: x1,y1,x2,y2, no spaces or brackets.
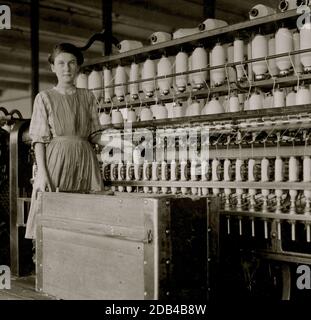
0,50,50,71
0,30,101,59
112,1,199,30
126,0,204,21
0,81,30,91
0,69,56,84
48,0,199,30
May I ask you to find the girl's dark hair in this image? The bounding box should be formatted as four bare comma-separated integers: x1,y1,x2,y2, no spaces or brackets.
48,43,84,66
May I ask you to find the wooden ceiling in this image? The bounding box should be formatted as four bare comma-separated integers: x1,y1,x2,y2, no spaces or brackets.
0,0,276,92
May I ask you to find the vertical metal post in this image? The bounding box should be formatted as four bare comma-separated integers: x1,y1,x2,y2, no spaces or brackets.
31,0,39,113
102,0,113,56
203,0,216,19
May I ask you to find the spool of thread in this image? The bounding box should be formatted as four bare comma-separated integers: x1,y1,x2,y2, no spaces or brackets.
249,4,276,20
188,54,193,85
180,159,189,181
210,43,225,86
161,161,169,194
248,159,256,182
273,88,285,108
173,28,200,39
126,161,134,181
234,38,245,81
133,148,143,181
102,163,110,182
275,157,284,182
110,163,118,181
152,161,160,181
190,159,199,181
247,42,253,81
289,156,299,182
279,0,298,12
175,51,188,92
286,89,296,106
157,56,172,95
293,31,303,74
140,107,153,121
118,161,126,182
76,73,88,89
170,160,177,181
261,157,270,182
143,160,152,181
275,27,293,76
224,159,232,182
117,40,143,53
300,22,311,72
264,92,273,109
150,31,172,44
103,68,113,103
249,91,263,110
191,47,208,89
198,18,228,31
251,34,268,80
170,160,178,194
126,109,137,123
268,37,279,77
236,159,244,182
115,65,127,101
201,159,209,181
229,94,240,112
142,59,156,97
88,70,103,100
152,104,168,119
129,62,139,100
303,156,311,182
99,112,111,125
227,44,236,83
151,161,160,193
212,159,220,181
173,103,184,118
296,85,311,105
202,96,224,115
134,163,142,181
161,161,169,181
187,101,202,116
111,109,123,124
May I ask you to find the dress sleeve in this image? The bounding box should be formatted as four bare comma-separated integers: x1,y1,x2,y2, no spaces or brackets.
89,91,102,134
29,93,52,144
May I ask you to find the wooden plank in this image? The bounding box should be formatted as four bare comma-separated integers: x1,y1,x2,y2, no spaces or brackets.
0,276,54,300
41,228,144,300
38,217,147,242
40,192,149,227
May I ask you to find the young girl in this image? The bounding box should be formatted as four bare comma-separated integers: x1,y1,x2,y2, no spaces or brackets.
25,43,103,239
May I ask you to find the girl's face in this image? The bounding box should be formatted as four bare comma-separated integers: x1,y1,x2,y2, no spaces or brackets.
51,52,79,85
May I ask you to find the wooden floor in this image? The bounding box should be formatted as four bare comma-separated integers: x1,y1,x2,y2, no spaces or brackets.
0,275,55,300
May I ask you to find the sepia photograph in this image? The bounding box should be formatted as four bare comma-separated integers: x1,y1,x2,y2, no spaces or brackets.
0,0,311,314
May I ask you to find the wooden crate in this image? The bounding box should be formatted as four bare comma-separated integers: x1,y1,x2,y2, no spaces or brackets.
35,192,219,300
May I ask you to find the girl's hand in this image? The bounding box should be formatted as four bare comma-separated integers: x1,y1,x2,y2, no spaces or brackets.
33,170,52,199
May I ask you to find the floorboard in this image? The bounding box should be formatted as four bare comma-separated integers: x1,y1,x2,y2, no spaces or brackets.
0,275,55,300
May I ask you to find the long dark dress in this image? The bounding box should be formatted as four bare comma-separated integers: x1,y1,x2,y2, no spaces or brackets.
25,87,103,239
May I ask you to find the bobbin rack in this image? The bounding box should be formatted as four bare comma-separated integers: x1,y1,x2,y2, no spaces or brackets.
82,6,311,298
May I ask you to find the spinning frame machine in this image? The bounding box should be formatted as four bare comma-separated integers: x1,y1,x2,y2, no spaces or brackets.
83,7,311,299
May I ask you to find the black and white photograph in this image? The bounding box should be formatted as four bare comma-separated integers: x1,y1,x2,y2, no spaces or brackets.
0,0,311,314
